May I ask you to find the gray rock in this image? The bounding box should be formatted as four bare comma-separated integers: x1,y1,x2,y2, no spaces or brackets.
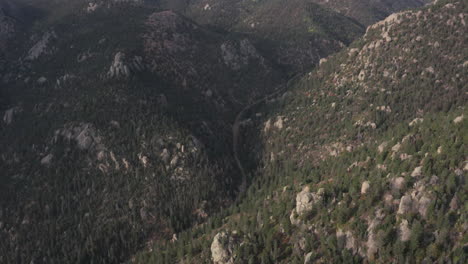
417,196,431,218
449,195,459,211
391,177,406,192
160,148,170,164
3,107,20,124
108,52,130,78
399,219,411,242
361,181,370,194
411,166,423,177
211,231,235,264
26,31,56,60
54,123,104,152
304,252,313,264
220,39,261,71
274,116,284,130
397,194,413,215
295,186,314,216
170,155,179,167
40,154,54,166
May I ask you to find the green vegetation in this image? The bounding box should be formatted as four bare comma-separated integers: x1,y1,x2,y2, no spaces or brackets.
0,0,466,263
135,0,467,263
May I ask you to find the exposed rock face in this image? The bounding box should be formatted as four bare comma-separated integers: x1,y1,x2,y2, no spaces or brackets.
391,143,401,152
449,195,459,211
399,219,411,242
290,187,325,225
397,194,413,215
377,141,388,153
304,252,313,264
40,154,54,166
220,39,262,70
53,123,105,152
409,118,424,126
160,148,170,164
274,116,284,130
0,0,26,52
211,231,235,264
397,181,432,218
366,209,385,259
108,52,130,78
336,229,359,255
86,2,99,13
264,119,272,133
453,114,464,124
411,166,423,177
295,186,323,216
391,177,406,192
26,31,56,60
3,106,21,125
417,196,431,217
37,76,47,84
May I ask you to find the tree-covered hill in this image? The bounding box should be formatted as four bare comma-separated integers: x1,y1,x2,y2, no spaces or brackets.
135,0,467,263
0,0,464,263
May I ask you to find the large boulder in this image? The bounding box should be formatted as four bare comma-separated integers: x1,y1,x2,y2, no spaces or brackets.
361,181,370,194
397,194,413,215
3,106,21,125
211,231,236,264
53,123,105,153
295,186,324,216
398,219,411,242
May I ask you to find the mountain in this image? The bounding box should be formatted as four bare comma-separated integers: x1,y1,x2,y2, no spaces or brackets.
1,0,465,263
0,1,284,262
134,0,467,263
185,0,365,73
310,0,431,25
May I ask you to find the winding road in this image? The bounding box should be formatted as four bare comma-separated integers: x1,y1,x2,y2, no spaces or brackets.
233,74,302,194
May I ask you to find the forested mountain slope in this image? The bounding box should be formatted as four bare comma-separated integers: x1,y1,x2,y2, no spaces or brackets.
0,1,282,263
183,0,430,71
310,0,430,25
136,0,467,263
186,0,365,73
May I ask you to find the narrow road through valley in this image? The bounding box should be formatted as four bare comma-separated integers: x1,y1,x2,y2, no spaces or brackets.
233,74,301,194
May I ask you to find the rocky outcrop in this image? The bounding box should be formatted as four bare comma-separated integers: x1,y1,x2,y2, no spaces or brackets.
40,154,54,166
53,123,105,152
304,252,313,264
0,0,22,51
3,106,21,125
398,219,411,242
391,177,406,192
220,39,262,71
274,116,284,130
107,52,145,79
397,179,433,218
290,187,325,225
336,229,359,255
361,181,370,194
366,209,385,259
411,166,423,177
453,114,464,124
211,231,236,264
26,31,56,60
86,2,99,13
108,52,130,78
397,194,413,215
295,186,324,216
